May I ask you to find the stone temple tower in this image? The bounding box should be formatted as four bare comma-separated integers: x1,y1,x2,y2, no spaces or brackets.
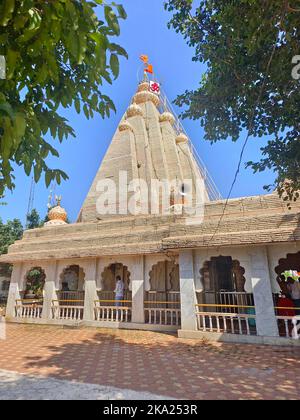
2,77,300,345
79,81,220,223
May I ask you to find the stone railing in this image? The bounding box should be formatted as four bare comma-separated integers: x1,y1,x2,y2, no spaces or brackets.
277,316,300,339
145,307,181,326
144,291,180,309
94,301,132,323
198,291,255,314
57,291,85,302
15,299,43,319
195,304,257,336
51,300,84,321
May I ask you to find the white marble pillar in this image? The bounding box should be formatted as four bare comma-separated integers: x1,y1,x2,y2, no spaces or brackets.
179,250,197,331
42,262,57,320
6,263,23,320
250,247,279,337
131,256,145,324
82,260,98,321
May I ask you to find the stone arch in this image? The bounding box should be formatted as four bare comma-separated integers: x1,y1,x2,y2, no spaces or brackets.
200,256,246,293
100,263,131,292
275,251,300,294
59,265,86,291
23,266,46,299
149,260,180,292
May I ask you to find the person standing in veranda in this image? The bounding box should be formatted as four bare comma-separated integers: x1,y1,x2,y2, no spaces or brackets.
114,276,125,307
286,277,300,317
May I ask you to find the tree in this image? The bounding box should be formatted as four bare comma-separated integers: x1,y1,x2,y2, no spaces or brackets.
165,0,300,202
26,208,41,229
0,217,23,255
0,0,128,197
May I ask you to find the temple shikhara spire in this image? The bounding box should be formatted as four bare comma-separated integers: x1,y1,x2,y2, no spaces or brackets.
79,70,219,223
1,61,300,346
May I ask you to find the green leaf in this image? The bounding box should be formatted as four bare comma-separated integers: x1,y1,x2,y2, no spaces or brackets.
45,171,52,188
109,43,128,59
14,113,26,139
83,104,90,119
34,163,42,183
6,50,19,79
104,6,120,36
0,0,15,26
116,4,127,19
74,99,81,114
110,54,119,79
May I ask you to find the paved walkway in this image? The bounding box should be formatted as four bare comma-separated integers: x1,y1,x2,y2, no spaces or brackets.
0,369,169,400
0,323,299,400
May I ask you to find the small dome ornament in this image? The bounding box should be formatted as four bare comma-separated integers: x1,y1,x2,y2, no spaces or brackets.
133,91,160,107
159,112,176,125
137,82,150,93
119,120,134,132
45,196,68,227
126,104,143,118
176,133,189,144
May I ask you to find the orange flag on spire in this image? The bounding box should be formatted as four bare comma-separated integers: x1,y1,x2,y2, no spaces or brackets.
140,55,149,64
145,64,154,74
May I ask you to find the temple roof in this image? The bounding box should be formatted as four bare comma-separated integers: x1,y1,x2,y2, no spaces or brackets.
1,193,299,263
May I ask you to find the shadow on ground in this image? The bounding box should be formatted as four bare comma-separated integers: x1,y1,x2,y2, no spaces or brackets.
15,326,300,400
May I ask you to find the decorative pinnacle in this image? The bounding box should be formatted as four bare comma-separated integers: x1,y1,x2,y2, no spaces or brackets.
55,195,62,206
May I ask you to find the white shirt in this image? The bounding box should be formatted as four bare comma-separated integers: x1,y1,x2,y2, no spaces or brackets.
288,282,300,300
115,280,124,295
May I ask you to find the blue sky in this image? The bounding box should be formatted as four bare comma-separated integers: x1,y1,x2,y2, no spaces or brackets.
1,0,275,224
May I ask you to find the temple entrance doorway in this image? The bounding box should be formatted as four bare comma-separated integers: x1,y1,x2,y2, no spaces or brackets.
199,256,252,309
58,265,85,301
145,260,181,327
146,260,180,306
98,263,131,306
52,265,86,321
24,267,46,300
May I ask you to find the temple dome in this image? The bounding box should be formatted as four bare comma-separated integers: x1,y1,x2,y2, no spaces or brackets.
133,91,160,107
176,133,189,144
159,112,176,125
45,203,67,227
126,104,143,118
137,82,150,93
119,120,134,132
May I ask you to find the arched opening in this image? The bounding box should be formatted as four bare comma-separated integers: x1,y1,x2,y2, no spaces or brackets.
98,263,132,305
275,251,300,295
23,267,46,299
145,260,181,327
57,265,85,300
15,267,45,320
199,256,253,308
274,252,300,337
60,265,85,291
54,265,86,321
0,263,11,306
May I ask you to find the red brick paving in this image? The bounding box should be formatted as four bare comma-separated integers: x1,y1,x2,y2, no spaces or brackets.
0,323,300,400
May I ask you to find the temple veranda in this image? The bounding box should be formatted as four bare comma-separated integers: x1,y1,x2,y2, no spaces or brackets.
2,81,300,346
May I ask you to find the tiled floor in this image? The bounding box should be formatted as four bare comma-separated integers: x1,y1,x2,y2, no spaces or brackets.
0,323,299,400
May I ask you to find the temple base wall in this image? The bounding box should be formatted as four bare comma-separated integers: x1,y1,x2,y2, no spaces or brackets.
5,241,300,345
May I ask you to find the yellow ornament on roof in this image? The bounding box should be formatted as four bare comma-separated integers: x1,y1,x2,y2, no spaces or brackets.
45,196,68,227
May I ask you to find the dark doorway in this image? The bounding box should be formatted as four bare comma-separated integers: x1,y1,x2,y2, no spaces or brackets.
210,256,235,292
